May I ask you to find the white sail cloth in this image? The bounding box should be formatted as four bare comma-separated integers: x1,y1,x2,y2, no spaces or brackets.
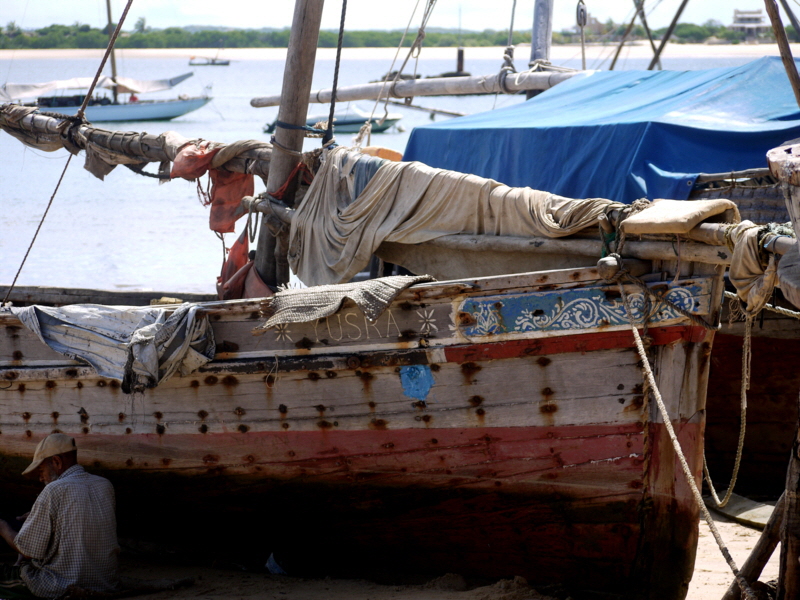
289,147,624,286
0,73,194,101
12,303,215,393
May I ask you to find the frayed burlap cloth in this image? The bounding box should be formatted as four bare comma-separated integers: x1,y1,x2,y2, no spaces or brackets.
259,275,435,330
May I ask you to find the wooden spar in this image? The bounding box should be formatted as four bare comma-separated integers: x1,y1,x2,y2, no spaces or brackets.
105,0,119,104
0,108,272,179
647,0,690,71
530,0,554,64
384,100,466,118
779,0,800,38
526,0,555,99
779,398,800,599
609,12,638,71
721,493,785,600
764,0,800,108
250,70,577,108
243,197,797,266
694,168,772,183
254,0,325,288
635,1,662,71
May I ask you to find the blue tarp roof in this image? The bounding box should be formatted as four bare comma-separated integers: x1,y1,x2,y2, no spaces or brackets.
403,56,800,204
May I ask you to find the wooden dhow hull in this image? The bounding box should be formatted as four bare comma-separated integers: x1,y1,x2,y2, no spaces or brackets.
0,265,722,599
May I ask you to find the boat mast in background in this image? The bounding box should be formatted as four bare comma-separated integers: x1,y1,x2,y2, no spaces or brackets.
105,0,119,104
526,0,554,99
254,0,325,288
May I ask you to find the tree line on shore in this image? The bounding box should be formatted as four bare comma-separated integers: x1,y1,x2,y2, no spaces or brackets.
0,18,794,50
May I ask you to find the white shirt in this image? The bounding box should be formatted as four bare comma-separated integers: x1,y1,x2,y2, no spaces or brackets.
16,464,119,598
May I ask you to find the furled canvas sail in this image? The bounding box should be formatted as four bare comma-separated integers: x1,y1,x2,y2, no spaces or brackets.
0,72,194,101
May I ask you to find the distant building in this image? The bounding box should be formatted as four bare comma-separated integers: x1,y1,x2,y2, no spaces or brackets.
729,9,770,37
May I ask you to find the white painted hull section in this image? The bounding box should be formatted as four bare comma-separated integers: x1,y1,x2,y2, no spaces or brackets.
48,97,211,122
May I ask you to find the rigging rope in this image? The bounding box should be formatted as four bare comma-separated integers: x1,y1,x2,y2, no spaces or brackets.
1,0,134,308
703,314,751,509
357,0,437,148
494,0,518,108
703,288,800,504
724,289,800,320
323,0,348,146
616,280,757,600
354,0,422,148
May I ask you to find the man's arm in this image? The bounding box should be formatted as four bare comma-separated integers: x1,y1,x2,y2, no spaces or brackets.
0,518,22,555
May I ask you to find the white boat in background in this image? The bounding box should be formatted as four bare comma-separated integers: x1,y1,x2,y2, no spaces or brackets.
0,0,210,123
0,72,211,123
190,47,230,66
264,104,402,135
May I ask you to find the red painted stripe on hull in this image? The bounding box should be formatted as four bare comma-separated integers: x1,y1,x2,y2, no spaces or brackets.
445,325,706,363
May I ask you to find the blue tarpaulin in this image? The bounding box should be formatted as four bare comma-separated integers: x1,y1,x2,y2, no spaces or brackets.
403,57,800,204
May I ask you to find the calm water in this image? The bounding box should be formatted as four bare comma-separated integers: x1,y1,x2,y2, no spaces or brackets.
0,52,759,294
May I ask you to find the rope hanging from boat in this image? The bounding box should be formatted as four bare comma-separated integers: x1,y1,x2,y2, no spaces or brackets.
0,0,134,308
616,280,758,600
323,0,348,146
272,120,326,137
355,0,437,148
497,0,518,97
602,254,716,332
355,2,415,148
703,312,751,509
723,289,800,320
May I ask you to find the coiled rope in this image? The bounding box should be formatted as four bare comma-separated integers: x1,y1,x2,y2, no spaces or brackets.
1,0,134,308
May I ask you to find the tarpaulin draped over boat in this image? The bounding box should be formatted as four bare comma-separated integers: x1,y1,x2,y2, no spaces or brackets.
12,303,215,393
289,147,623,286
403,57,800,205
0,73,194,101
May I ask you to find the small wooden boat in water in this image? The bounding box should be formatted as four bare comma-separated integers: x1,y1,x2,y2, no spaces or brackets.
264,104,402,134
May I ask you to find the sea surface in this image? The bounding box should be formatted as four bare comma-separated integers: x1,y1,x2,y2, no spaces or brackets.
0,50,764,294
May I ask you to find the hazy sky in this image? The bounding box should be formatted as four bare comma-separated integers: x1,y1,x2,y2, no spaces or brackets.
0,0,793,35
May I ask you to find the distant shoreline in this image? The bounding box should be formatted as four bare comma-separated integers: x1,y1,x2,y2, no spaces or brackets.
0,43,795,61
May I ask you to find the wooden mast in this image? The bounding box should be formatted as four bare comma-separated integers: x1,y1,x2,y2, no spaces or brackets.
105,0,119,104
254,0,325,287
526,0,554,100
765,0,800,108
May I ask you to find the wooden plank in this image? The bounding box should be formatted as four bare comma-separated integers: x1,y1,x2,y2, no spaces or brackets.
0,286,216,307
722,493,785,600
0,347,648,437
705,492,776,530
250,69,578,107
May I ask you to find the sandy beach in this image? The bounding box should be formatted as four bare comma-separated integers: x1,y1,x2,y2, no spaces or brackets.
0,42,797,62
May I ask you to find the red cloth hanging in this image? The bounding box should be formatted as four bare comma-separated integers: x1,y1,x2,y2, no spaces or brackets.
216,229,274,300
171,142,254,234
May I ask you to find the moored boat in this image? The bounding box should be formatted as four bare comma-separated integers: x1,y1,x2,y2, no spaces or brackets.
0,102,751,596
0,73,211,123
1,0,787,593
264,104,402,135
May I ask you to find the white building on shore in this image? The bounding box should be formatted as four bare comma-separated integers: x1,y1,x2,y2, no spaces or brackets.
729,9,770,38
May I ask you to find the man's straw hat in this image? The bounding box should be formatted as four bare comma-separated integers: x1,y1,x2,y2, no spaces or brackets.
22,433,76,476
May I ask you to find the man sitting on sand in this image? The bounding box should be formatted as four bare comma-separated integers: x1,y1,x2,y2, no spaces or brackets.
0,434,119,599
